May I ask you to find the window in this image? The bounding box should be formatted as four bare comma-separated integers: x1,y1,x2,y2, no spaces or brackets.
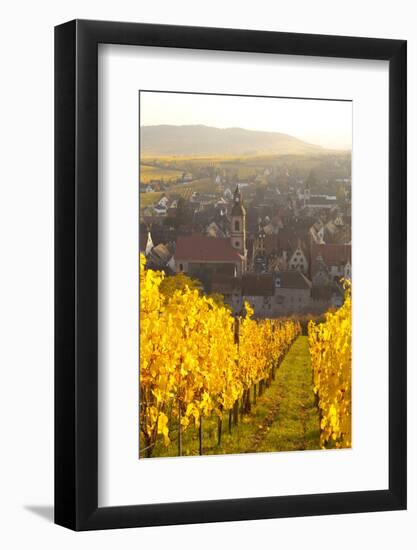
235,241,240,247
234,220,240,231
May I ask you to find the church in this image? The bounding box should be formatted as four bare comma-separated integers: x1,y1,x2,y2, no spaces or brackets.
172,185,317,317
173,186,247,285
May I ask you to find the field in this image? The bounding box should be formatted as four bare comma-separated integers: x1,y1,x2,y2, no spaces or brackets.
140,151,351,190
140,163,183,184
168,178,220,195
139,191,163,207
141,154,269,179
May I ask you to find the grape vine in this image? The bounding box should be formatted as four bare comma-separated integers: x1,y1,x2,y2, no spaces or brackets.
139,254,300,456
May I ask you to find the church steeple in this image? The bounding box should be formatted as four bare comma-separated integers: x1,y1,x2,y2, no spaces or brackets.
231,185,245,216
230,185,246,264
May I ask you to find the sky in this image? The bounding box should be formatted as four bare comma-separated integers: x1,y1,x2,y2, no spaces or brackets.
140,91,352,150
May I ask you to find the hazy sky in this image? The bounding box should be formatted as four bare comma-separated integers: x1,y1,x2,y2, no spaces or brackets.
140,91,352,150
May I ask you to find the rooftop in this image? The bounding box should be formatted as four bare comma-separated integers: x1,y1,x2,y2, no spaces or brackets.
241,274,275,296
175,234,242,263
275,271,312,290
311,243,352,269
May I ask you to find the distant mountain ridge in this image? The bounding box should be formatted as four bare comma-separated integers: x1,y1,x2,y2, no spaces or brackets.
140,124,324,157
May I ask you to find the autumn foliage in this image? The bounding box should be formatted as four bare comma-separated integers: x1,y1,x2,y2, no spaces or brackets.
308,281,352,449
140,254,300,456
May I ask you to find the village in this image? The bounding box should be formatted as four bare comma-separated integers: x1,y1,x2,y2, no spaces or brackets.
140,161,351,318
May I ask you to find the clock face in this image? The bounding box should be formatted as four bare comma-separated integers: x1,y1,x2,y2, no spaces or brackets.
235,197,239,202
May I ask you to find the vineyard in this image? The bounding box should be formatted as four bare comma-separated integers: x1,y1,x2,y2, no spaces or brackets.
139,163,184,184
308,280,352,448
140,254,351,457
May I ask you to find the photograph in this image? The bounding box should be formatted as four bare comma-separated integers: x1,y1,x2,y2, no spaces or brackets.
0,1,409,542
139,91,352,458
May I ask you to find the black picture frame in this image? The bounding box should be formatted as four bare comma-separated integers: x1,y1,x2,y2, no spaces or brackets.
55,19,407,531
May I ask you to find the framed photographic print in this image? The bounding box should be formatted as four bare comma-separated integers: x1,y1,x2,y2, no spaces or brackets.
55,20,407,530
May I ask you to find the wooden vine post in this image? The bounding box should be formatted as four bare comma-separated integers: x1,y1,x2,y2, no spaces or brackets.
178,400,182,457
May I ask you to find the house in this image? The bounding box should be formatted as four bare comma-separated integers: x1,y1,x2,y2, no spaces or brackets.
248,227,310,275
153,195,169,216
275,230,309,265
329,224,351,245
140,184,153,193
147,243,175,271
240,273,275,316
174,234,246,286
288,241,309,274
206,221,226,238
212,273,275,316
216,271,312,318
153,204,167,216
272,271,312,315
157,195,169,208
310,221,325,244
310,243,352,284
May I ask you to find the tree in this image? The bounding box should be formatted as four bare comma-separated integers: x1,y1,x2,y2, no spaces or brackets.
172,197,192,228
159,272,201,298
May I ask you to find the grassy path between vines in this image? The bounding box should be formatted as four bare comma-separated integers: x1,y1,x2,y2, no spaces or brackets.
248,336,321,453
147,336,320,458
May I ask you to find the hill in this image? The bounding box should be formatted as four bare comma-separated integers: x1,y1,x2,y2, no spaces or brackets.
140,124,324,157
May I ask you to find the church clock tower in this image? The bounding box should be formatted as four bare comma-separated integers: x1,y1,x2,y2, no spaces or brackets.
230,185,247,263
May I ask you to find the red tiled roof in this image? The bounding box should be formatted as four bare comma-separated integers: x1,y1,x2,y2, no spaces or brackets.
311,243,351,267
175,235,242,263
